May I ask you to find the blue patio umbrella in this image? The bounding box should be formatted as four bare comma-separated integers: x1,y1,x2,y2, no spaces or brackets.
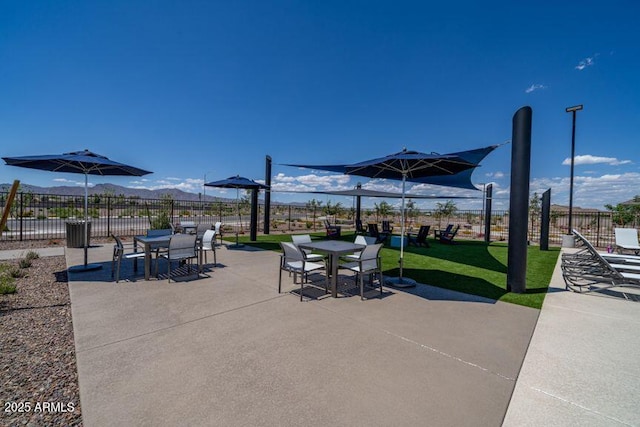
286,148,484,286
204,175,268,247
3,149,152,272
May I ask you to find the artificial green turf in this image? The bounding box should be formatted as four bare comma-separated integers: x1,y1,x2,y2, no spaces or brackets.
235,232,559,309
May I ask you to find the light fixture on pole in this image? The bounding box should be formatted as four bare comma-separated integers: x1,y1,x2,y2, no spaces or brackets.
565,104,583,237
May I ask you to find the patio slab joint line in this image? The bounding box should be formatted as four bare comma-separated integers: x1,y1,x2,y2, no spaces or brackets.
315,304,515,382
529,385,633,427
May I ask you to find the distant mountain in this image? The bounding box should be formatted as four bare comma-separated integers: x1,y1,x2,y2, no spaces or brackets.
0,182,233,202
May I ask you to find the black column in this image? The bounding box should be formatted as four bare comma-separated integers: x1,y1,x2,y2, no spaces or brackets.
356,183,362,226
540,189,551,251
250,188,258,241
264,155,272,234
507,106,532,293
484,184,493,243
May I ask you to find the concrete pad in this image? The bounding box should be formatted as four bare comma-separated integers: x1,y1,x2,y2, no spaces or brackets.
0,246,65,260
504,250,640,427
66,243,539,426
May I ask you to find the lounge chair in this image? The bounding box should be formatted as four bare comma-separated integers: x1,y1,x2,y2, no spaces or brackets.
434,224,453,239
614,228,640,255
439,225,460,244
367,223,388,244
561,229,640,292
408,225,431,247
279,242,328,301
324,219,341,239
339,243,384,300
382,220,394,234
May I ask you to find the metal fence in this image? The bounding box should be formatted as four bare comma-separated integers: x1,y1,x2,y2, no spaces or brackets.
0,191,622,248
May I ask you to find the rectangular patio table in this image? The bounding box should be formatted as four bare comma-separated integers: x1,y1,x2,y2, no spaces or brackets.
298,240,365,298
134,235,171,280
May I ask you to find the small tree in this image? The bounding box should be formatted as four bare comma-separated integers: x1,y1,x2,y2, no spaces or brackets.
529,192,541,236
434,200,457,229
306,199,323,231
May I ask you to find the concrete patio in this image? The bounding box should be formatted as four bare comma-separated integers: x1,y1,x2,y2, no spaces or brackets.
62,241,639,426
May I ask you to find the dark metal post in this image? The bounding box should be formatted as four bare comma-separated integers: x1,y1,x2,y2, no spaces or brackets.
19,193,24,241
565,105,583,236
250,188,258,241
288,205,291,231
264,155,272,234
355,183,362,226
107,196,111,236
596,212,601,247
507,106,532,293
540,189,551,251
484,184,493,243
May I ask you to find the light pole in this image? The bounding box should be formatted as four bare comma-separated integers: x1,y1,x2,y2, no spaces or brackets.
565,104,583,236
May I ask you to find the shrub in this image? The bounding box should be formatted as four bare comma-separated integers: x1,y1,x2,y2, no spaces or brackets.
19,259,32,269
10,266,27,278
25,250,40,261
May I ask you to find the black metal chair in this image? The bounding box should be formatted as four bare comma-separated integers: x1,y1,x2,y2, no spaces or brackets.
408,225,431,247
367,223,388,244
355,219,367,235
324,219,341,239
439,225,460,244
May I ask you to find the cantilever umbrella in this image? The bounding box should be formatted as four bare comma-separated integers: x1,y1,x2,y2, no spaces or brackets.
204,175,268,248
286,148,479,286
3,149,152,272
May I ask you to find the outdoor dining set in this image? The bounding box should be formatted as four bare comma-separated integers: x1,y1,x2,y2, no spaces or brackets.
110,221,224,283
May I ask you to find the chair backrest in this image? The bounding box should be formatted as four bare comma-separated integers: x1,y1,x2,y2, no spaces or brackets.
280,242,303,262
572,229,625,279
292,234,312,246
615,228,639,247
168,234,197,259
147,228,173,237
442,224,453,234
417,225,431,241
449,225,460,237
382,220,393,232
357,243,383,261
368,223,379,237
202,229,216,248
354,235,377,245
324,219,332,228
214,222,223,233
111,233,124,248
196,224,211,238
356,219,366,232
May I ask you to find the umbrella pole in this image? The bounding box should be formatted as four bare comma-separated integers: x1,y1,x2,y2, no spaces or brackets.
68,173,102,272
84,173,88,266
386,173,416,288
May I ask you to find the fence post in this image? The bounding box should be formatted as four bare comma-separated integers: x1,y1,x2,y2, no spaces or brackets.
540,189,551,250
596,212,601,247
107,196,111,236
19,193,24,241
288,205,291,231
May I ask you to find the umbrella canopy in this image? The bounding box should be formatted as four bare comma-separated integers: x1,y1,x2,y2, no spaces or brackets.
285,148,484,286
204,176,268,247
3,149,152,272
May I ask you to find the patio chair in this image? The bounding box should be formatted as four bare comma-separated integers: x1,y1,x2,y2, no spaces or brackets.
214,221,224,245
408,225,431,247
279,242,328,301
324,219,341,239
439,225,460,244
355,219,368,235
561,229,640,292
342,235,377,261
614,228,640,255
382,220,394,234
434,224,453,239
200,229,217,268
146,228,173,257
339,243,384,300
156,234,199,282
111,234,146,283
195,223,211,239
291,234,325,262
367,223,388,244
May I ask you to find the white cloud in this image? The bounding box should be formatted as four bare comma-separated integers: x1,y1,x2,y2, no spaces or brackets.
525,84,546,93
561,155,632,166
485,171,505,179
575,54,599,70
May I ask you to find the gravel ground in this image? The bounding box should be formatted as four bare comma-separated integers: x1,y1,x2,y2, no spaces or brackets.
1,240,83,427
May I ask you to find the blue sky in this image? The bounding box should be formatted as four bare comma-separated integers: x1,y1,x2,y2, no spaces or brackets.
1,1,638,210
